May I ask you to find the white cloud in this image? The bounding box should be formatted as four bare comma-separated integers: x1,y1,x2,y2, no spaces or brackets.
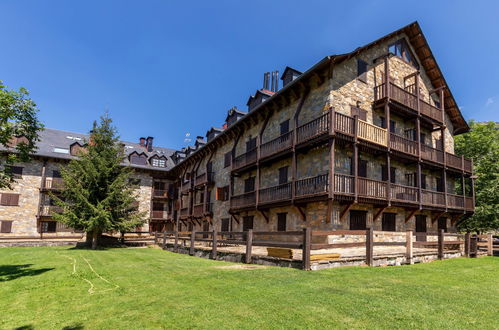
485,97,494,107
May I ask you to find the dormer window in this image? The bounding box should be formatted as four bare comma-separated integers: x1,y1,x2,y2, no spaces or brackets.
151,157,166,167
388,39,419,69
129,152,148,166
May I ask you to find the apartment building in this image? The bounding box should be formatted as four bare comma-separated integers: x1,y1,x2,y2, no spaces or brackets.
0,22,474,239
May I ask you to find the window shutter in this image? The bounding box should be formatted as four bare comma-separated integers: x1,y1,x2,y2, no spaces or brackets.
357,59,368,83
280,120,290,135
278,167,289,184
0,221,13,233
216,187,222,201
277,213,287,231
1,193,20,206
224,152,232,168
381,165,388,181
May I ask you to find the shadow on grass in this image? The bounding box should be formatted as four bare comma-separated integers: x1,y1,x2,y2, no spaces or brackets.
0,264,54,282
14,324,84,330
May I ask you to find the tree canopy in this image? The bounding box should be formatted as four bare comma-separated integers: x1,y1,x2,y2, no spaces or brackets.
0,81,43,188
455,120,499,232
53,114,145,248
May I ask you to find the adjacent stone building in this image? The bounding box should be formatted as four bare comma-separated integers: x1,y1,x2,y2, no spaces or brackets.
0,22,475,239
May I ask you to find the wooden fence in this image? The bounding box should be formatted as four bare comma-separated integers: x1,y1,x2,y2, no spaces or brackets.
154,229,494,270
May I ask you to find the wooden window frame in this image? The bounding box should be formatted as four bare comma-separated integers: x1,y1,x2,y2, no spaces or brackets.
0,193,20,206
0,220,13,233
224,152,232,168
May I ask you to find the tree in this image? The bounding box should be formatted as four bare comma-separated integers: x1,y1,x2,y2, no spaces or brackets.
0,81,44,188
455,120,499,233
53,114,145,249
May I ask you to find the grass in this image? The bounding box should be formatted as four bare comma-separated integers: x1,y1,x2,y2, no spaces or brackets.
0,247,497,330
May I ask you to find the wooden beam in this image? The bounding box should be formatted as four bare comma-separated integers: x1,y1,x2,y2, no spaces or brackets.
259,210,269,223
295,205,306,222
373,206,388,222
231,214,240,225
405,208,418,223
340,202,355,222
450,213,464,226
431,211,446,224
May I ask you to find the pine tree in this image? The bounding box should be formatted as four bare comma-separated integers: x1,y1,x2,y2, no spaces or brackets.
53,114,145,249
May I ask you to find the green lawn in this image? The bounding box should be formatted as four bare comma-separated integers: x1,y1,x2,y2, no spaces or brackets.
0,247,497,330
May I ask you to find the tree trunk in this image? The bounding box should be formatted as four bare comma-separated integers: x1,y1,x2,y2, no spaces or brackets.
86,230,94,247
91,230,98,250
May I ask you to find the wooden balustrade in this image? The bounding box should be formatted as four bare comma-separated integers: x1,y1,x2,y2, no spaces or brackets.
296,111,330,144
260,131,293,159
39,205,63,216
195,172,215,186
181,181,190,193
153,189,169,198
179,207,190,217
420,99,442,123
421,189,445,206
421,144,444,164
334,112,355,135
464,158,472,172
446,152,463,170
192,204,205,217
233,148,257,171
259,183,292,204
151,210,167,219
357,119,387,146
295,174,328,197
357,177,387,199
391,184,419,203
465,197,474,211
447,194,465,209
44,177,64,190
389,83,418,110
333,174,354,194
374,83,386,100
230,191,256,209
390,133,418,155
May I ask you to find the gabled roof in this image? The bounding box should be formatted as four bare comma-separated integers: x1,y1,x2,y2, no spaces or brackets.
246,89,275,106
280,66,303,80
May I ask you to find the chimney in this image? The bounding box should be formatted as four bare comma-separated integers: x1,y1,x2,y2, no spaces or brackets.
263,72,270,90
145,136,153,152
139,137,146,147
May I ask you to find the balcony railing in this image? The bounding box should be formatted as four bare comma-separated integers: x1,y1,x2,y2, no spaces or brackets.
295,174,329,198
195,172,215,186
374,82,443,124
357,177,387,199
421,144,444,164
296,111,330,144
421,189,446,206
43,177,64,190
333,174,355,194
259,183,292,204
230,191,256,209
153,189,169,198
465,197,474,211
357,120,387,146
447,193,465,209
334,112,355,136
181,181,190,193
179,207,190,217
391,184,419,203
192,204,205,217
232,148,257,171
39,205,63,217
390,133,418,155
151,210,168,219
260,131,293,159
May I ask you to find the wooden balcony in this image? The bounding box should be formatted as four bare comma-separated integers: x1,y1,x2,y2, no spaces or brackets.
259,183,292,205
447,193,464,210
195,172,215,187
446,153,472,173
334,112,355,137
357,120,387,146
421,189,446,207
43,177,64,190
39,205,63,217
421,144,444,164
295,174,329,199
260,131,293,160
390,133,418,156
232,148,257,172
230,191,256,211
179,207,190,218
192,204,205,217
296,111,330,145
333,174,355,195
151,210,168,219
153,189,169,199
374,82,443,124
390,184,419,204
357,177,388,200
181,181,191,194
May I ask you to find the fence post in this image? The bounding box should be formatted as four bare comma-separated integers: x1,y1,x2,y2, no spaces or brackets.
162,231,167,249
366,227,374,266
212,229,218,259
245,229,253,264
438,229,444,260
302,227,311,271
406,230,413,264
470,235,478,257
174,230,179,252
487,233,493,256
189,231,196,255
154,232,158,244
464,232,470,257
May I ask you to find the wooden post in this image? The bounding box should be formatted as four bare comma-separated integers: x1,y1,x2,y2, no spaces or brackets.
162,231,167,248
438,229,444,260
245,229,253,264
174,230,179,252
406,230,413,264
154,232,158,244
212,229,218,259
487,233,493,256
302,227,311,270
470,235,478,257
464,232,470,257
366,227,374,266
189,231,195,255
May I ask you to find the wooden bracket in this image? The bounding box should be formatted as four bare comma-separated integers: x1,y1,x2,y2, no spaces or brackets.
259,210,270,223
373,206,388,222
231,214,240,225
431,211,446,224
295,205,307,222
340,202,355,222
450,213,464,225
405,209,418,223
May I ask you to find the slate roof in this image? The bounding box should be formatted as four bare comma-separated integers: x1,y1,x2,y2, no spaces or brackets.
0,128,176,172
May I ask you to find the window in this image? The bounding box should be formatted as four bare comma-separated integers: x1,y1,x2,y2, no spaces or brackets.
6,166,23,179
40,221,56,233
358,160,367,178
280,120,290,135
243,216,254,231
389,120,396,134
244,177,255,193
381,165,396,183
277,213,287,231
415,215,427,233
224,152,232,168
420,133,426,145
382,213,396,232
53,148,70,154
246,137,257,151
420,174,427,190
436,177,444,192
221,218,230,232
357,59,368,83
151,158,166,167
130,154,148,166
0,220,13,233
0,193,19,206
405,173,417,187
438,217,447,232
404,129,416,141
388,38,419,68
216,186,229,201
349,210,367,230
52,170,62,178
278,166,289,184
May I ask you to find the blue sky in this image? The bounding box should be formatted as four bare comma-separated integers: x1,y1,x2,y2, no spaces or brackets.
1,0,498,149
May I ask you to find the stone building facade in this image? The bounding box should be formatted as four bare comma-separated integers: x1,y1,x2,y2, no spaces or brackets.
0,22,475,240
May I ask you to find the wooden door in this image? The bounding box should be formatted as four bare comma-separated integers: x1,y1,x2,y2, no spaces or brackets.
349,210,367,230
